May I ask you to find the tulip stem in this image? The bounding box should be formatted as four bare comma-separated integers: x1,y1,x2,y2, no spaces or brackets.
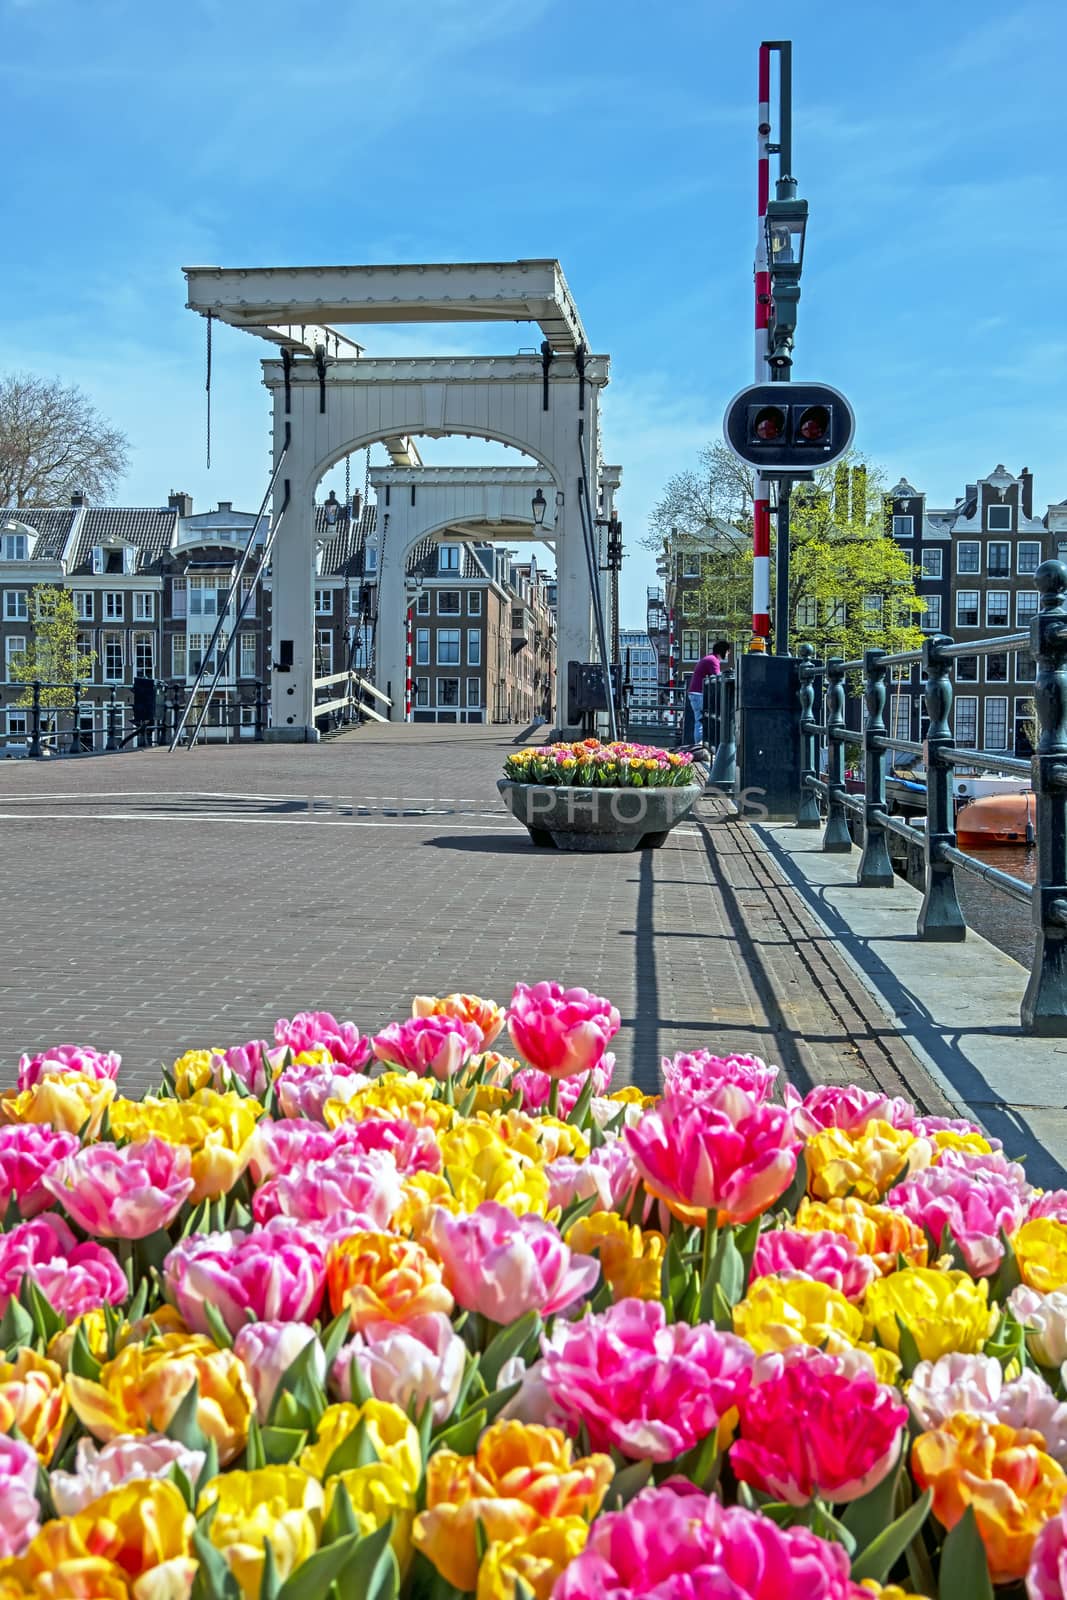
702,1216,717,1288
548,1079,560,1118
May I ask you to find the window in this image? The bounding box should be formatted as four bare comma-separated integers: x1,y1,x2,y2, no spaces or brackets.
188,576,221,618
955,655,978,683
1,533,28,560
681,629,701,661
437,629,461,666
91,546,104,574
5,636,26,681
76,633,93,676
4,590,28,621
986,653,1008,682
172,634,187,677
316,629,333,676
1015,697,1035,756
467,678,481,707
439,545,461,573
987,542,1011,578
1060,538,1067,564
468,591,482,616
1018,542,1041,576
1017,650,1037,684
956,590,979,627
105,548,124,575
6,712,27,739
705,633,719,656
315,589,332,615
921,548,943,578
104,592,123,621
102,632,123,681
364,546,378,572
985,696,1009,750
955,696,978,748
415,629,429,666
957,542,981,574
796,596,818,629
682,553,701,577
416,591,430,615
827,600,846,626
240,632,256,678
986,591,1010,627
681,591,699,616
1017,591,1039,626
892,515,913,538
862,595,882,617
922,595,942,631
187,633,217,676
134,593,154,622
74,591,93,621
467,629,481,666
133,633,155,678
415,676,429,708
987,504,1012,532
438,678,460,706
438,590,461,615
172,577,187,618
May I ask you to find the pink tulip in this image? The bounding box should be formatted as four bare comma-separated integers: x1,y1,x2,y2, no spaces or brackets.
540,1298,753,1461
17,1043,121,1090
0,1124,80,1217
750,1227,877,1302
0,1215,126,1320
544,1142,639,1216
782,1082,917,1138
411,992,505,1047
208,1042,277,1097
275,1060,372,1121
506,981,620,1080
1028,1499,1067,1599
730,1352,907,1505
163,1219,326,1337
274,1010,373,1070
42,1138,194,1239
0,1437,40,1556
908,1354,1067,1465
50,1435,206,1517
427,1202,598,1323
252,1151,403,1232
233,1322,327,1422
887,1164,1024,1277
371,1016,482,1080
511,1057,615,1114
1029,1190,1067,1225
552,1482,856,1600
911,1113,1001,1144
332,1116,441,1175
664,1050,778,1102
331,1312,466,1423
625,1083,799,1225
248,1118,361,1182
936,1145,1031,1197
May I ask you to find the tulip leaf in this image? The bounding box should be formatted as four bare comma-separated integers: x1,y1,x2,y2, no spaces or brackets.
713,1227,746,1308
608,1459,652,1509
195,1437,220,1496
841,1457,901,1552
344,1355,375,1411
191,1526,241,1600
430,1407,486,1458
893,1315,923,1381
453,1352,483,1417
850,1487,932,1584
2,1192,21,1229
19,1276,62,1343
202,1299,235,1350
776,1151,808,1218
475,1379,522,1428
266,1339,328,1430
938,1505,994,1600
810,1502,856,1555
125,1276,149,1326
672,1426,722,1492
257,1425,306,1466
275,1525,386,1600
481,1309,542,1390
568,1069,597,1130
324,1416,379,1479
321,1477,359,1545
168,1461,195,1511
34,1462,56,1522
259,1538,281,1600
989,1229,1021,1304
167,1379,210,1453
559,1190,601,1232
69,1317,103,1382
245,1416,266,1471
0,1292,34,1355
320,1309,351,1371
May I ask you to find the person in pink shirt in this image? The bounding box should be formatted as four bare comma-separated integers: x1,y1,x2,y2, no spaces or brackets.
688,640,730,745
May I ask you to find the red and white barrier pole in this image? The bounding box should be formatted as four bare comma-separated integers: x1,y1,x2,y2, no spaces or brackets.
752,42,773,645
405,605,413,722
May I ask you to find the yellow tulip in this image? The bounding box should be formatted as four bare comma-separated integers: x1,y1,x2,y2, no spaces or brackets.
21,1480,193,1590
170,1048,219,1097
931,1129,992,1157
326,1233,453,1330
865,1268,997,1362
0,1074,115,1137
394,1172,461,1236
564,1213,666,1301
477,1518,590,1600
109,1090,261,1200
794,1195,929,1273
805,1119,931,1203
328,1074,454,1132
438,1124,550,1216
66,1331,254,1464
1013,1217,1067,1295
325,1463,415,1572
856,1585,926,1600
299,1399,421,1492
47,1306,189,1373
482,1111,589,1163
0,1350,67,1464
198,1467,322,1599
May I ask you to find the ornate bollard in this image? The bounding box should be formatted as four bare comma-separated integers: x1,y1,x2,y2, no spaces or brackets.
918,633,965,940
796,643,821,828
105,688,120,753
708,669,737,789
1022,561,1067,1033
28,681,43,759
857,649,895,886
254,681,267,742
68,682,83,755
821,657,852,852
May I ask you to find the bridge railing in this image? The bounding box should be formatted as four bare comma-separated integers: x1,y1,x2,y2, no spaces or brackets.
0,680,269,756
795,559,1067,1035
313,670,393,732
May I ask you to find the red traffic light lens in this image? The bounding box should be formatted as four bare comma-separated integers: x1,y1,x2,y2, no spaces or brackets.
753,406,786,442
796,405,830,443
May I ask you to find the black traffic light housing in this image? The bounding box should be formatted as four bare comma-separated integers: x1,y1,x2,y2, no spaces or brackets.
724,382,855,473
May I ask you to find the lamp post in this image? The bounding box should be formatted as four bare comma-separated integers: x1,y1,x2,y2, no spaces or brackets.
323,490,342,527
405,571,424,723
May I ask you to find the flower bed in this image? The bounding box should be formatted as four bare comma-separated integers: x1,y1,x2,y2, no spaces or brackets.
503,738,696,787
0,984,1066,1597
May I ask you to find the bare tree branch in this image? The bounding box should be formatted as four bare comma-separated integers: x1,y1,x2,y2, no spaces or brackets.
0,373,129,507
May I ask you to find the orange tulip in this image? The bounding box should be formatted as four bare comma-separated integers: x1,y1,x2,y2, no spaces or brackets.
326,1233,453,1330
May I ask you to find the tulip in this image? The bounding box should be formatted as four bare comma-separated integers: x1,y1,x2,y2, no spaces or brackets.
437,1124,551,1217
749,1226,877,1302
274,1010,372,1070
372,1016,484,1080
109,1090,261,1202
19,1479,194,1595
908,1353,1067,1465
412,992,506,1047
864,1268,997,1363
625,1083,799,1226
730,1353,907,1504
17,1043,121,1090
247,1117,370,1182
0,1349,68,1463
1015,1217,1067,1295
300,1399,420,1491
540,1298,753,1460
476,1518,589,1600
66,1331,254,1464
663,1049,779,1102
1011,1284,1067,1368
412,1420,613,1593
427,1203,599,1322
782,1082,917,1138
42,1138,194,1239
330,1312,466,1424
325,1462,416,1571
276,1059,373,1121
506,981,620,1080
0,1073,116,1137
198,1467,323,1598
251,1150,403,1232
208,1041,277,1097
544,1144,638,1216
163,1221,326,1337
805,1119,932,1203
510,1061,615,1115
732,1277,894,1381
1029,1190,1067,1224
0,1437,39,1557
0,1125,80,1218
563,1213,666,1302
50,1433,207,1516
233,1322,327,1423
326,1232,453,1330
794,1195,928,1274
326,1115,441,1175
887,1164,1024,1277
913,1414,1067,1584
0,1222,126,1324
1028,1499,1067,1600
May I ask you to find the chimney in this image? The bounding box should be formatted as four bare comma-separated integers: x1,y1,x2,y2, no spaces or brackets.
217,501,233,513
1020,468,1034,519
70,491,86,507
168,491,193,516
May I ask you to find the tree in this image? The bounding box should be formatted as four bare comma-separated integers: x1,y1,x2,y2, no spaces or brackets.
0,373,128,507
641,442,754,554
8,586,95,708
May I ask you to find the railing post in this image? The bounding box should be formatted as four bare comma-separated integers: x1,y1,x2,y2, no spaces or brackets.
105,687,120,753
822,657,852,852
68,683,82,755
857,649,895,886
796,643,821,827
918,633,965,940
28,681,42,759
254,681,266,742
1022,561,1067,1033
709,669,737,789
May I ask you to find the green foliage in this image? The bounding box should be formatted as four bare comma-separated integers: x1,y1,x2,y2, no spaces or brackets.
8,585,95,707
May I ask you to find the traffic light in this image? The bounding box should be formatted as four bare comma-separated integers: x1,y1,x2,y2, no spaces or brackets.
724,382,854,473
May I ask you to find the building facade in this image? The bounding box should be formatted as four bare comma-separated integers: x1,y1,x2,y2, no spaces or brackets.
619,628,658,710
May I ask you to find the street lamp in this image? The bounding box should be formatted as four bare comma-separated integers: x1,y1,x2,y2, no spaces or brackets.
764,184,808,374
531,488,547,528
323,490,342,527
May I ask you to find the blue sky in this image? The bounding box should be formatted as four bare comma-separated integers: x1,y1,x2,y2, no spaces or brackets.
2,0,1063,625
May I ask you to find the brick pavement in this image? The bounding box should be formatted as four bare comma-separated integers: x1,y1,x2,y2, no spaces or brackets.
0,727,955,1115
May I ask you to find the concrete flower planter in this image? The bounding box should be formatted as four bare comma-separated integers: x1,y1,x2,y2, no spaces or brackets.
498,778,704,852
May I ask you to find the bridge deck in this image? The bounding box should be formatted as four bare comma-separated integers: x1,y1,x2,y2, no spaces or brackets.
0,726,1060,1182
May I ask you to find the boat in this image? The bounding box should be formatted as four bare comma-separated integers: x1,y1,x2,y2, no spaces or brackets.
956,792,1036,847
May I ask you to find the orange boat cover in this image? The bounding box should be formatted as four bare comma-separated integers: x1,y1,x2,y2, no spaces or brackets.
956,793,1036,847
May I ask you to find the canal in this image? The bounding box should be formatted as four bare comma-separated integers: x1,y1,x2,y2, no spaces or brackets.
953,846,1035,968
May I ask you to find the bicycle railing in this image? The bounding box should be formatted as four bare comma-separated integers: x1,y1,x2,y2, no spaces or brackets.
795,558,1067,1034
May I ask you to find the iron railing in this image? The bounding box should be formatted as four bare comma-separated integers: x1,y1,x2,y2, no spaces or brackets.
0,680,268,756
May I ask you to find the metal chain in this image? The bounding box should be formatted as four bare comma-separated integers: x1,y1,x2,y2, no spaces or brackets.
205,313,213,470
344,452,351,509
